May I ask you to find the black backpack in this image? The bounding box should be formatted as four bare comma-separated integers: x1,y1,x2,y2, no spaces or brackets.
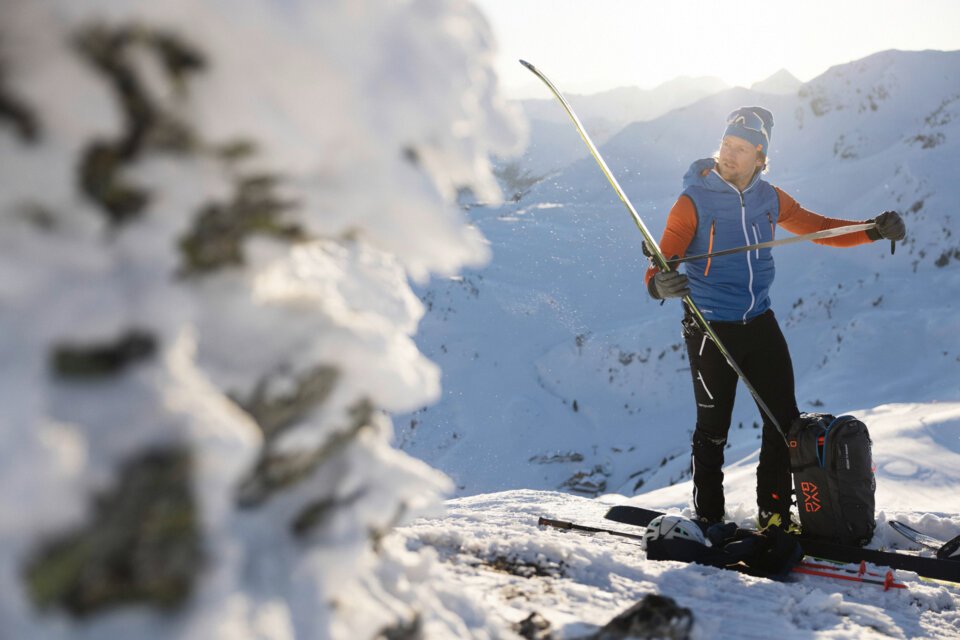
787,413,876,546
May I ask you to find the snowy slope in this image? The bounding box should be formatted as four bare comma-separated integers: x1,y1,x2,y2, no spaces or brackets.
393,402,960,639
396,49,960,501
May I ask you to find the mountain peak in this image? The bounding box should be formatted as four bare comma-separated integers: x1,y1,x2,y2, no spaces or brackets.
751,68,802,95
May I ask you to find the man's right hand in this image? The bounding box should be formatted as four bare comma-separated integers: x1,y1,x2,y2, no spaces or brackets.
652,270,690,299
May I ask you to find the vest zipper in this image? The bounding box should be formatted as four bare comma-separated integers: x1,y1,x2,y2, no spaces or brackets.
704,221,715,276
739,192,756,321
712,169,760,322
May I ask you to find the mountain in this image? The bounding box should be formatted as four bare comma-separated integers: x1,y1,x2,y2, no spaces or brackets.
504,75,729,178
520,75,730,127
751,68,802,95
396,49,960,501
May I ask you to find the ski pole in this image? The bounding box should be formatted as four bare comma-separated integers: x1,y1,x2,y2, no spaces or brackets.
520,59,787,442
538,516,644,541
666,223,877,265
800,559,884,578
792,565,906,590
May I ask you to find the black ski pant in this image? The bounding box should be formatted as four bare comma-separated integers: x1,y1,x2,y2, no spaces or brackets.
682,309,799,523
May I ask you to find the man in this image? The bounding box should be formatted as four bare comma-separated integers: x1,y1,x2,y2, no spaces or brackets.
645,106,905,528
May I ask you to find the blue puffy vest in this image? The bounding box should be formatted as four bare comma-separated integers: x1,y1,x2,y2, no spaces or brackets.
679,158,781,322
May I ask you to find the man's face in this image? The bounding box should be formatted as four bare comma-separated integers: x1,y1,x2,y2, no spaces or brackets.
717,135,763,187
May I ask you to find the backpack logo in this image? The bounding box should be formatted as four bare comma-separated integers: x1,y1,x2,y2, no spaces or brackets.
801,481,821,513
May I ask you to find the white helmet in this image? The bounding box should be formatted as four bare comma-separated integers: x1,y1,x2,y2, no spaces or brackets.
642,515,706,550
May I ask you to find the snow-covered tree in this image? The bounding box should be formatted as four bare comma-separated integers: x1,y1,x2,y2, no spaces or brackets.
0,1,524,637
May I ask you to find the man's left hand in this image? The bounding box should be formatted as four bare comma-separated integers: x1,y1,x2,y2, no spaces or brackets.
873,210,906,241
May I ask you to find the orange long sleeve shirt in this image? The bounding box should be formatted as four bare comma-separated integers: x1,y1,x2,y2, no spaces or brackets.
644,187,875,286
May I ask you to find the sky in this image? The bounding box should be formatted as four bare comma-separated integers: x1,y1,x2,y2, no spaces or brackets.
475,0,960,99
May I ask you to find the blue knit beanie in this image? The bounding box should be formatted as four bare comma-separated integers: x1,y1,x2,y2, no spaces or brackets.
723,106,773,154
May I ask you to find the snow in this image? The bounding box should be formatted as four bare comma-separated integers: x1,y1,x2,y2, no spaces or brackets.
0,0,523,638
399,403,960,637
390,403,960,637
396,432,960,638
2,0,960,637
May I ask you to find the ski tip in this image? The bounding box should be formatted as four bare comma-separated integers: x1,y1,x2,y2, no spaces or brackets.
518,59,534,71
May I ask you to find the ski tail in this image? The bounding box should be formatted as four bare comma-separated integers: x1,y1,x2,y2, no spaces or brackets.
890,520,960,560
517,60,665,270
939,534,960,560
889,520,944,550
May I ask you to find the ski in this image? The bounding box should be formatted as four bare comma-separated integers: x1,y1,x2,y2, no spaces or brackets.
889,520,960,560
889,521,946,551
604,505,960,583
537,516,906,589
519,59,787,441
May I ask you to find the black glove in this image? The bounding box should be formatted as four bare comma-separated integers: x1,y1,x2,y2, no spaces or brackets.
868,211,905,241
649,270,690,299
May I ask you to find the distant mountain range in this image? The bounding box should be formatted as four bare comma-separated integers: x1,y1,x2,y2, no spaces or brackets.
505,69,800,177
519,74,730,127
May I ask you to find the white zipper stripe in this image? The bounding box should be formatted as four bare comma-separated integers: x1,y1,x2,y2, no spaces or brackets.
697,371,714,400
699,334,708,357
